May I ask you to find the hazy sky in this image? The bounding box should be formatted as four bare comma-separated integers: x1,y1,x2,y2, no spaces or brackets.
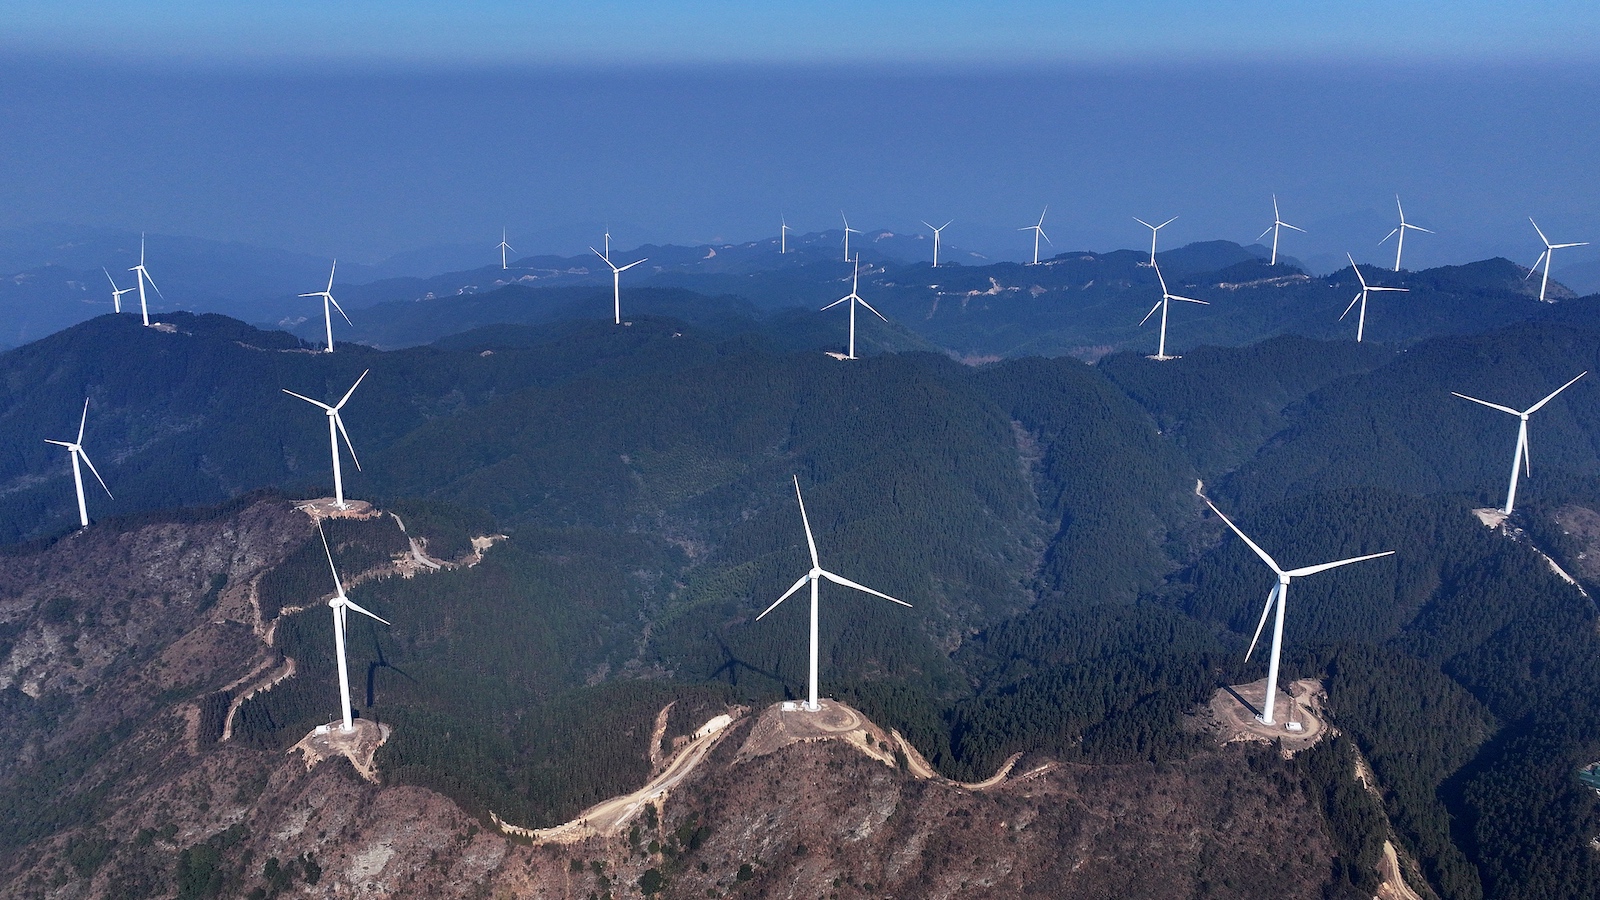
4,4,1599,272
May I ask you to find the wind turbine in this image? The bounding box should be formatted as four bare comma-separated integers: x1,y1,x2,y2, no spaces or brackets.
45,398,113,529
1257,195,1305,266
317,522,390,733
1020,207,1050,265
103,268,134,314
590,247,647,325
283,370,368,510
781,217,790,254
128,233,163,327
841,212,860,262
821,254,887,360
757,476,911,711
1340,254,1409,343
1527,218,1589,303
1452,371,1586,516
299,260,351,353
497,230,514,270
1379,196,1433,272
1201,494,1393,727
1133,215,1178,267
922,220,951,268
1139,262,1209,360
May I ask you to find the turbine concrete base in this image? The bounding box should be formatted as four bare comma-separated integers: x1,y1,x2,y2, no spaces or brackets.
291,717,389,783
1199,678,1328,758
294,498,380,521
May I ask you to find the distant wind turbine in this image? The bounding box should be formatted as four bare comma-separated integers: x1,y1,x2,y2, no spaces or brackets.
1133,215,1178,267
821,254,887,360
781,217,790,254
922,220,951,268
1257,195,1305,266
757,476,911,711
1379,196,1433,272
128,233,163,327
1201,493,1393,728
1340,254,1409,343
1139,261,1209,360
317,522,391,733
1020,207,1050,265
283,370,368,510
590,246,648,325
103,268,134,314
299,260,351,353
841,212,860,262
1527,218,1589,303
1452,371,1587,516
45,398,113,529
497,230,514,270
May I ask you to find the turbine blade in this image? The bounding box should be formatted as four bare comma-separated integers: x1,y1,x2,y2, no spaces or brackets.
1369,286,1409,293
44,439,74,448
1282,222,1306,234
282,389,333,410
1527,250,1548,279
334,413,362,472
1201,497,1283,574
1530,217,1551,247
820,569,911,608
1257,225,1275,242
1451,392,1521,416
343,597,392,626
1133,216,1154,229
1039,229,1051,245
857,297,889,322
1379,228,1399,244
103,267,118,289
78,450,113,499
1169,294,1208,305
590,247,610,266
1552,241,1590,249
821,295,850,311
1340,292,1363,320
757,574,811,620
617,258,647,272
144,270,164,299
1139,299,1163,326
318,522,344,594
1154,262,1169,295
922,220,935,230
1408,224,1436,235
1285,550,1395,579
327,293,353,327
1244,583,1279,662
1523,427,1532,477
1348,253,1369,289
1526,371,1587,414
77,397,89,444
1158,216,1178,229
326,259,337,292
940,220,952,230
334,369,369,410
299,291,321,298
793,476,819,568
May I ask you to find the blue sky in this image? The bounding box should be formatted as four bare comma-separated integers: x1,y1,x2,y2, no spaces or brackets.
3,4,1600,273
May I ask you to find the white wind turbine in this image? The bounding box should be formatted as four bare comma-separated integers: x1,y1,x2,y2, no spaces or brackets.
128,233,163,326
497,230,514,270
1527,218,1589,303
841,212,861,262
1257,195,1305,266
781,217,790,254
1340,254,1409,343
1020,207,1050,265
1379,196,1433,272
590,246,647,325
299,260,351,353
45,398,113,529
103,268,135,314
1134,215,1178,267
1139,262,1209,360
922,220,951,268
1452,371,1586,516
821,254,887,360
1202,494,1393,727
757,476,911,711
283,370,368,510
316,522,390,733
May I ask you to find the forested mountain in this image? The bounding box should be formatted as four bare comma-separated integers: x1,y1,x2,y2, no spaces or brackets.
3,291,1600,898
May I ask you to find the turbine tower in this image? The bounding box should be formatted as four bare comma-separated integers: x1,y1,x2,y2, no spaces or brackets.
1201,494,1393,727
590,246,647,325
821,254,888,360
1379,196,1433,272
922,220,951,268
1340,254,1409,343
128,233,163,327
283,370,369,510
1134,215,1178,267
497,230,514,270
45,398,113,529
317,523,390,733
103,268,134,314
1452,371,1586,515
781,217,790,254
1020,207,1050,265
757,476,911,711
841,212,860,262
299,260,351,353
1139,261,1209,360
1527,218,1589,303
1257,195,1305,266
